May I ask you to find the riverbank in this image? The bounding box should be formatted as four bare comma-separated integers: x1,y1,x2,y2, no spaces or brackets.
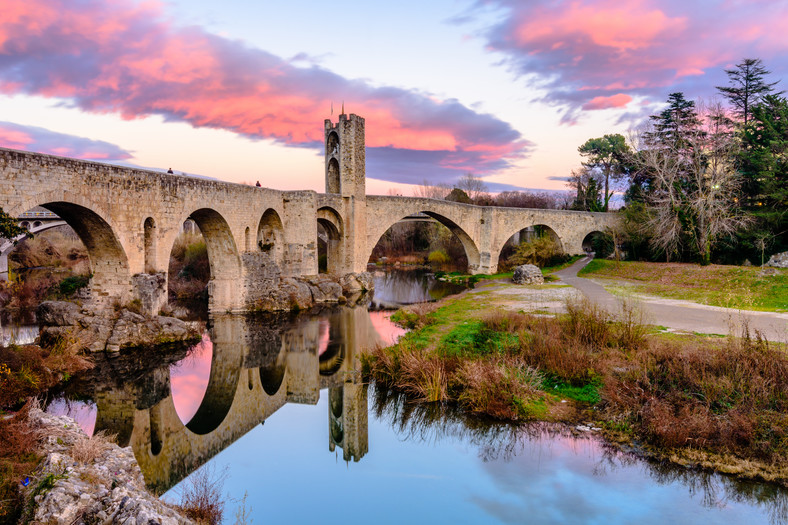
2,403,193,524
361,280,788,486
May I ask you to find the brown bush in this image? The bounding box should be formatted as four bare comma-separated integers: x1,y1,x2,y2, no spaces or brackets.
561,297,612,348
178,465,226,525
481,310,531,334
0,401,44,522
454,357,542,420
517,315,599,385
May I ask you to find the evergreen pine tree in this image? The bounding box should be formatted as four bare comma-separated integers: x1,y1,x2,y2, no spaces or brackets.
716,58,782,126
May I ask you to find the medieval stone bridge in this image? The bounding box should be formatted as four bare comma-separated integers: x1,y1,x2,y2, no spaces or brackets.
0,113,616,314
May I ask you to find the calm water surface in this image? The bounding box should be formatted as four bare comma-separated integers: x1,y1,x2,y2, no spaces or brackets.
46,270,788,524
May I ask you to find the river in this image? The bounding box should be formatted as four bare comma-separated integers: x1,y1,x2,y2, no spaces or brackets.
45,269,788,524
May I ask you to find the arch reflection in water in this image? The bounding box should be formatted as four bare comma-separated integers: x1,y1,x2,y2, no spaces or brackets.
83,307,381,493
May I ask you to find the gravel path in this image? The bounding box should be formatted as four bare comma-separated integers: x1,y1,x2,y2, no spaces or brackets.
554,257,788,342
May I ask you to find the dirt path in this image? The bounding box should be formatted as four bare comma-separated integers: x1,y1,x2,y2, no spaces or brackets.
555,257,788,342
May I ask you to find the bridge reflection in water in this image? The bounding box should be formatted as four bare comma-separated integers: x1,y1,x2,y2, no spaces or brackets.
80,306,391,494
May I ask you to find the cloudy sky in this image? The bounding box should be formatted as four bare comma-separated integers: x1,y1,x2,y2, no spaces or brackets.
1,0,786,195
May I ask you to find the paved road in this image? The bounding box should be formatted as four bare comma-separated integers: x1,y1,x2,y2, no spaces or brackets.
555,257,788,342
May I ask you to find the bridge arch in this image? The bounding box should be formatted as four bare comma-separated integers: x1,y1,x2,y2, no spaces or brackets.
175,208,242,311
491,220,566,272
364,204,481,273
317,206,344,275
8,201,131,302
582,230,614,258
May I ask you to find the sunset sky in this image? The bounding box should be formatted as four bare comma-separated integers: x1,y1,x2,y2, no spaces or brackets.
1,0,786,195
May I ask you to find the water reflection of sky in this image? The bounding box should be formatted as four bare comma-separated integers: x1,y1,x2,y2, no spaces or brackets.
164,394,774,525
169,333,212,424
46,398,97,436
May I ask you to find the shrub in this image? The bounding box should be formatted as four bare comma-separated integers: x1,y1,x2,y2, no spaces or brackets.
505,235,568,269
428,249,450,269
57,274,90,297
178,465,226,525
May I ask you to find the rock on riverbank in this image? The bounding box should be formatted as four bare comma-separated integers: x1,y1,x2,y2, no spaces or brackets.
37,301,200,354
512,264,544,285
253,271,375,311
22,408,192,524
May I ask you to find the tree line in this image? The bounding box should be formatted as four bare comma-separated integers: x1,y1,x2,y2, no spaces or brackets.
570,58,786,265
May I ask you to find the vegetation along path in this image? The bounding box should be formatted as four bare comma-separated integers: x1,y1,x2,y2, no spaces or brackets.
555,257,788,341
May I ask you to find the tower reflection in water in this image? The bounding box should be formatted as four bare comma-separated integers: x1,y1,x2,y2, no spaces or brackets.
75,306,385,494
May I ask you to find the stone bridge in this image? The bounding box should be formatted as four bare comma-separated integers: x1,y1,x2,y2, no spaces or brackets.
0,113,616,314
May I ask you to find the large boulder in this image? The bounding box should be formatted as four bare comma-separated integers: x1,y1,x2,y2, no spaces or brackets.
37,301,85,327
304,275,343,303
512,264,544,285
766,251,788,268
339,271,375,295
280,278,314,310
38,301,200,354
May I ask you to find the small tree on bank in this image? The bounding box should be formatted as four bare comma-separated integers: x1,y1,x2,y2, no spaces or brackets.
577,134,631,211
0,207,28,241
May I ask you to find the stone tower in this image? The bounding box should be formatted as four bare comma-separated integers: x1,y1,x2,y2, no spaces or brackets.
324,113,366,199
323,113,368,273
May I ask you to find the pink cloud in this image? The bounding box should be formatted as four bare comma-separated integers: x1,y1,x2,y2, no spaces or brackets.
0,0,529,180
0,126,32,149
0,121,132,160
476,0,788,120
582,94,633,110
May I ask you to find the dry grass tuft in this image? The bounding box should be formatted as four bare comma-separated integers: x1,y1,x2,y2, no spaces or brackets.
71,431,115,464
454,357,543,420
561,297,612,348
481,310,531,334
398,350,450,402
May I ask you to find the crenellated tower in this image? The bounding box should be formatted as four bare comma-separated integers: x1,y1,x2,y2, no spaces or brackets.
324,113,366,199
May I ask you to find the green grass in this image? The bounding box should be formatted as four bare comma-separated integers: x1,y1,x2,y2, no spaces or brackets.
579,259,788,312
437,321,519,358
513,396,548,419
543,376,601,404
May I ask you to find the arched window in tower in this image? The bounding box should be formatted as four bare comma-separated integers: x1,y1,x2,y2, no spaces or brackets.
327,131,339,157
327,158,340,194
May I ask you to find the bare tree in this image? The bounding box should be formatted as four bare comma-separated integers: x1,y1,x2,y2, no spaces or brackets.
413,179,449,200
495,191,560,209
567,166,604,212
632,100,750,264
456,173,489,202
